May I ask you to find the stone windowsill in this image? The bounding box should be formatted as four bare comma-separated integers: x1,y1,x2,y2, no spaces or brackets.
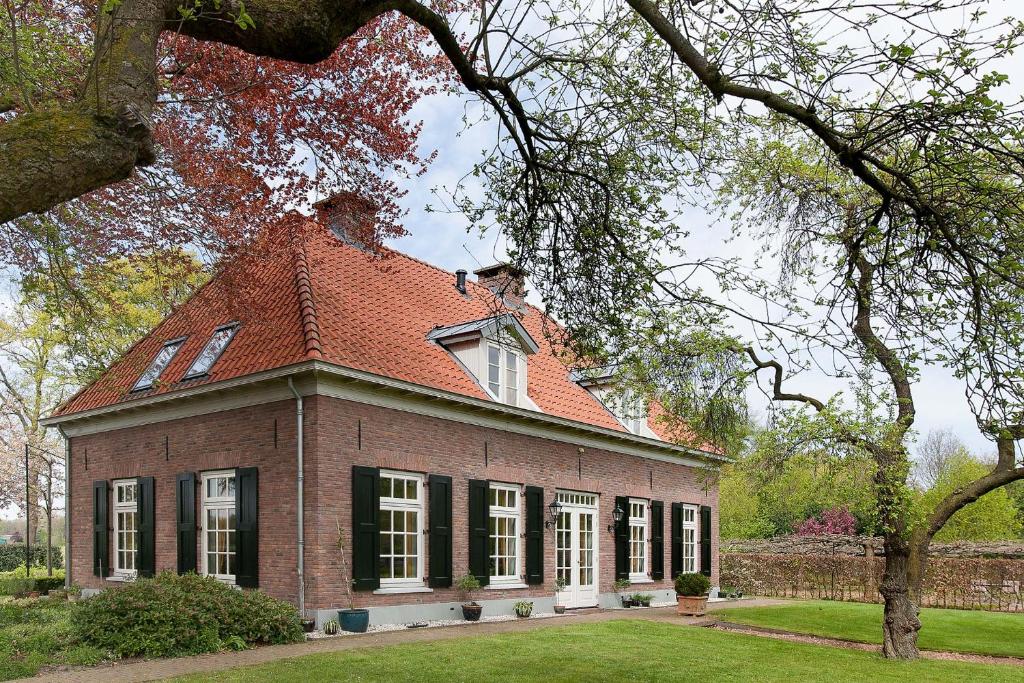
628,577,655,584
484,582,529,590
373,585,434,595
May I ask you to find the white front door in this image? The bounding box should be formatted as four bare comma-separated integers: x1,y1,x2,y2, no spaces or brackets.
555,491,599,608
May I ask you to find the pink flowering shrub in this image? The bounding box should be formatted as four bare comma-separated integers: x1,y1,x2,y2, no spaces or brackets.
793,507,857,536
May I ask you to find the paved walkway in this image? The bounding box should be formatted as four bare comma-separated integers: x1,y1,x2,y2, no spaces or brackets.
20,599,785,683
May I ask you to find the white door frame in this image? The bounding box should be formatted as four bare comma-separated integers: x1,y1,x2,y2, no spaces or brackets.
554,491,599,608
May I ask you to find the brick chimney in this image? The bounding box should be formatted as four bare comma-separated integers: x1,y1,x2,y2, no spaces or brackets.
474,263,526,305
313,191,379,250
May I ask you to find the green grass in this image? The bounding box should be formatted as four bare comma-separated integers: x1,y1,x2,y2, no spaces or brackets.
715,600,1024,658
0,596,107,680
175,620,1024,683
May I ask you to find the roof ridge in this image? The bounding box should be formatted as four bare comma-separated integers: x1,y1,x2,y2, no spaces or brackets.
292,233,324,359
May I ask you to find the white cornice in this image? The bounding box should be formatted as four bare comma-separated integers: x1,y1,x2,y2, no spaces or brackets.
42,360,727,466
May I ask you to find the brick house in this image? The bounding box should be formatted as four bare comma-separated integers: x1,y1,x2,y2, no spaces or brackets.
43,205,723,624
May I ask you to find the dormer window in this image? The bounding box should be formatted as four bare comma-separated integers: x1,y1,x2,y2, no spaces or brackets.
487,343,521,404
183,323,239,379
133,337,186,391
427,313,539,410
572,368,657,439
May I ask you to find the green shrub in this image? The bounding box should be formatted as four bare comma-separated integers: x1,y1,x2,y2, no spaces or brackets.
0,544,63,572
0,566,66,595
674,572,711,597
71,572,303,658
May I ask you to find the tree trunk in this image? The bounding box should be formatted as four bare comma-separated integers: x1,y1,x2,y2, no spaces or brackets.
879,537,921,659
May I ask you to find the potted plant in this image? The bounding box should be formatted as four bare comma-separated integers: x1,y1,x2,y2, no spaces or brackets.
553,576,567,614
335,521,370,633
633,593,653,608
301,617,316,633
514,600,534,618
456,573,483,621
614,578,632,607
323,619,340,635
674,572,711,616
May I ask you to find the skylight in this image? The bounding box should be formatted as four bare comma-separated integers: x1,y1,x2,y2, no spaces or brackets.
133,337,186,391
183,323,239,379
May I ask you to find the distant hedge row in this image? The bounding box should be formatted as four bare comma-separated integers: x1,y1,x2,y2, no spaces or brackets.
0,544,63,572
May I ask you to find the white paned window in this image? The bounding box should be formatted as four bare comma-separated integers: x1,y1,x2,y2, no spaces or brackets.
202,471,237,582
133,337,186,390
628,499,647,580
488,483,520,583
485,343,522,406
113,480,138,577
682,504,698,573
379,471,424,586
183,323,238,379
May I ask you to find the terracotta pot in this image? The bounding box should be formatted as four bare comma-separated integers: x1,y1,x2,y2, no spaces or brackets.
676,595,708,616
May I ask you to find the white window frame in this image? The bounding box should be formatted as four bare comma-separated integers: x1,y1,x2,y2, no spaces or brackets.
112,479,138,578
485,343,523,407
682,504,698,574
628,498,647,581
488,482,522,585
133,337,187,391
183,322,239,379
378,470,425,588
201,470,237,583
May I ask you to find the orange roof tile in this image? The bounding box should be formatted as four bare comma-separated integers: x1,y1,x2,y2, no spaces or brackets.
53,218,693,446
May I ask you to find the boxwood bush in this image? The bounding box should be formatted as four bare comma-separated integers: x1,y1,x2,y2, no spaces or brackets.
0,566,65,595
0,544,63,571
72,572,303,657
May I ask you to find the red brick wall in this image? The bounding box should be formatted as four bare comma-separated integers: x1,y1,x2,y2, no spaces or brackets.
68,399,310,604
68,394,718,610
305,395,718,610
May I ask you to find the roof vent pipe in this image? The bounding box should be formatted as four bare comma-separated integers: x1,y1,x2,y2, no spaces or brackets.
455,269,468,294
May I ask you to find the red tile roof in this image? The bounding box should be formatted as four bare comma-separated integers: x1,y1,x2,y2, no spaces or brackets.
53,217,701,448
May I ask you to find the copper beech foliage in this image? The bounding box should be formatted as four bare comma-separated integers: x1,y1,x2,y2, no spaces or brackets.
2,4,451,275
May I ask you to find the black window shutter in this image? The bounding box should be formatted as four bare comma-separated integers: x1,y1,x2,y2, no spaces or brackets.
700,505,713,577
670,502,683,578
524,486,544,585
467,479,490,586
136,476,156,578
235,467,259,588
614,495,629,581
176,472,197,574
650,500,664,580
428,474,453,588
92,480,109,577
351,466,380,591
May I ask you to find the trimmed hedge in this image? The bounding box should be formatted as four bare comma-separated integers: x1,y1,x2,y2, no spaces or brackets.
72,572,304,657
0,544,63,572
0,567,65,596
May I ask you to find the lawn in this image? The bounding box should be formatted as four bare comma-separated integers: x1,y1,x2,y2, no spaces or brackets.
0,596,107,680
175,620,1024,683
714,600,1024,658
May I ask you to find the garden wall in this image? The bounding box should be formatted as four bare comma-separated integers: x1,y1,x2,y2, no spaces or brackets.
721,535,1024,612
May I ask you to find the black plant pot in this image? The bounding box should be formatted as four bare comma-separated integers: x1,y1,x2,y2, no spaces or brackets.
462,603,483,621
301,619,316,633
621,597,633,608
553,605,566,614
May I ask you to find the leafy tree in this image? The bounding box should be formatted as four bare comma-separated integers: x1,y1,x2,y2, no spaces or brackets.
919,452,1022,542
1,0,1023,661
1,1,446,273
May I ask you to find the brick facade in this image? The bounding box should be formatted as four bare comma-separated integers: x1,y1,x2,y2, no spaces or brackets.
69,393,719,613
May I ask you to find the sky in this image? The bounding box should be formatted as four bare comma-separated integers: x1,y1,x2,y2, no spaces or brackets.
383,2,1024,459
4,4,1023,526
